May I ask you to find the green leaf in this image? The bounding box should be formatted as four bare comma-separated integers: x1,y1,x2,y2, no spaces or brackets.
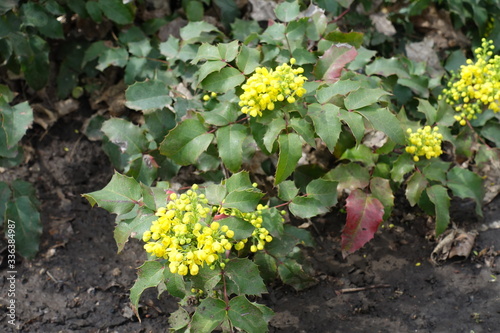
278,180,299,201
340,144,377,167
164,268,187,298
277,259,317,290
263,116,286,153
338,108,365,144
83,171,141,215
101,118,148,155
225,258,267,296
223,190,264,212
185,0,204,21
214,0,240,28
405,170,428,207
1,101,33,149
144,108,176,142
82,41,108,65
98,0,134,25
180,21,220,43
391,153,414,183
190,264,222,292
422,160,451,183
275,0,300,22
226,171,254,192
231,18,262,42
325,162,370,193
344,88,389,110
357,108,405,145
159,119,214,165
22,2,64,39
426,185,450,236
190,297,227,332
203,101,239,126
85,1,103,22
369,177,394,219
159,36,179,59
289,196,328,218
114,208,156,252
308,103,342,152
275,133,303,185
125,80,172,112
307,178,338,207
236,44,260,74
96,47,129,71
201,67,245,93
261,207,285,237
19,35,50,90
168,307,190,331
324,31,364,48
197,60,227,86
316,80,362,103
217,216,255,240
447,167,484,217
5,188,42,259
130,261,165,308
347,47,377,71
216,124,247,173
416,98,437,124
218,40,239,62
289,117,316,147
228,296,269,333
192,43,220,64
254,252,278,282
365,57,410,78
481,122,500,146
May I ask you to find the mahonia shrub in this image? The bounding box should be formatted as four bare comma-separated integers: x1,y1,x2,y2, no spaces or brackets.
84,1,496,331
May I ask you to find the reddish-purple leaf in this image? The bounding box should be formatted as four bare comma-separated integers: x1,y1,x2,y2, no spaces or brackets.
341,189,384,257
213,214,230,221
313,44,358,83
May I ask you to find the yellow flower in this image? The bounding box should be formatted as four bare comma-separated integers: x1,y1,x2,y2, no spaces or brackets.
238,59,307,117
440,39,500,125
142,185,282,276
405,126,443,161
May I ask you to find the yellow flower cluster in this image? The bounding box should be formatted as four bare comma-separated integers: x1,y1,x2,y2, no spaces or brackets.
142,185,276,276
405,126,443,162
238,58,307,117
440,39,500,125
142,184,235,276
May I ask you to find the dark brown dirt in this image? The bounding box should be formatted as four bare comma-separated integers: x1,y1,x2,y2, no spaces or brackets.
1,110,500,333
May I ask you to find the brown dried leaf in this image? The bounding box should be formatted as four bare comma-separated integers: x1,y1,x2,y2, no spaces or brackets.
431,228,477,265
369,13,396,37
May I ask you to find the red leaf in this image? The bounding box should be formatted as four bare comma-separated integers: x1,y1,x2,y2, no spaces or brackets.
314,44,358,83
213,214,230,221
341,189,384,258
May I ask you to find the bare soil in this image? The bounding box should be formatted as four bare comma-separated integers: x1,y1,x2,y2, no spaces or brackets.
1,110,500,333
